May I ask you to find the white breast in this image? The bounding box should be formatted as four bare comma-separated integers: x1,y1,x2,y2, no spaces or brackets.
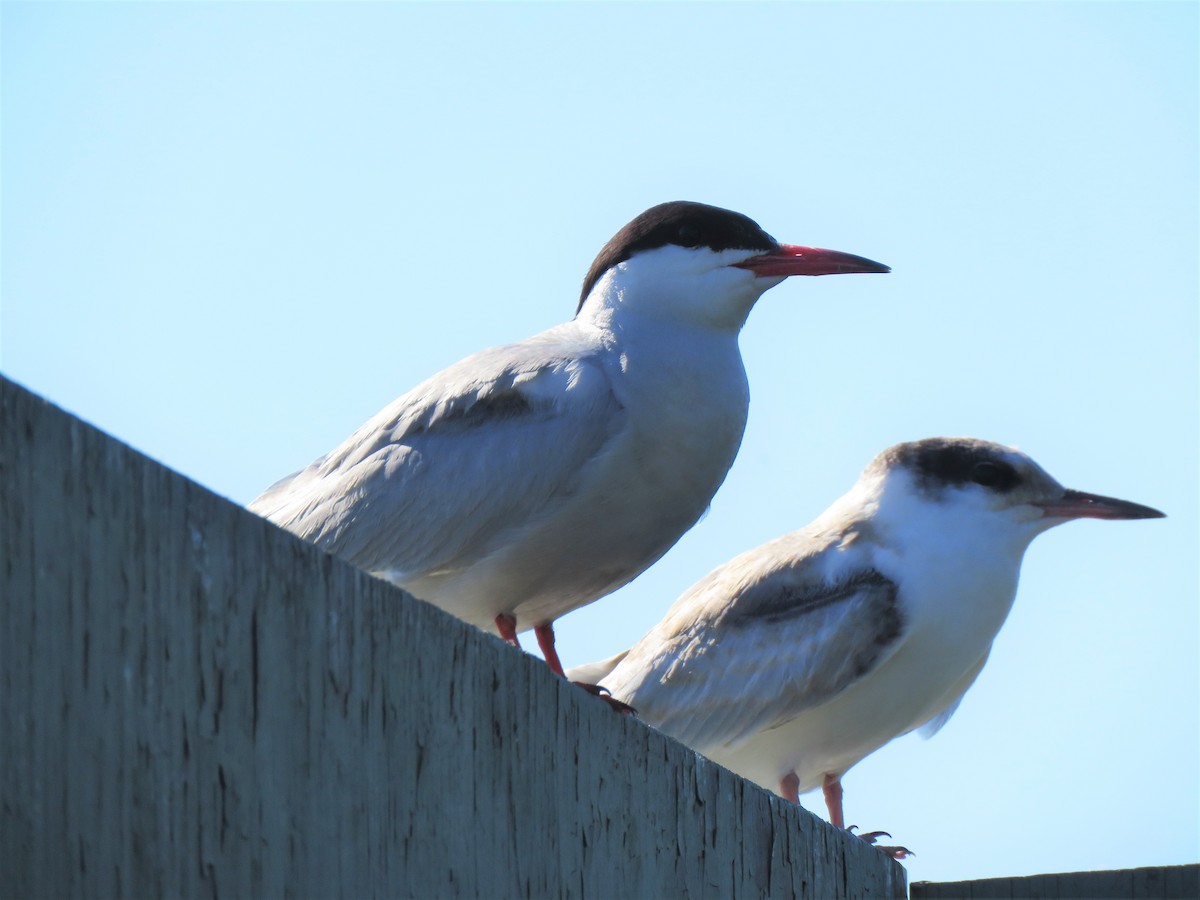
411,321,751,630
708,510,1027,795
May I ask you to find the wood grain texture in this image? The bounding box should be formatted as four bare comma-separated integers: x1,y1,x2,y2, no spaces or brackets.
912,865,1199,899
0,375,905,899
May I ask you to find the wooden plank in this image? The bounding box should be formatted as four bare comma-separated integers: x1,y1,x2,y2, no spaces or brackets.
912,864,1199,899
0,374,906,899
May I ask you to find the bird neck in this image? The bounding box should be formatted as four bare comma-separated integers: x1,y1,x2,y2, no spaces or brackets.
577,264,768,333
849,479,1037,649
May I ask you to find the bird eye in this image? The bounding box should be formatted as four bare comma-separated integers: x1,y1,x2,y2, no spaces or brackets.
971,461,1014,489
676,223,701,246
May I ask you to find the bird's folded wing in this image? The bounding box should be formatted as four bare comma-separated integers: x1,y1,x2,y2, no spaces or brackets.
248,333,625,578
612,550,906,754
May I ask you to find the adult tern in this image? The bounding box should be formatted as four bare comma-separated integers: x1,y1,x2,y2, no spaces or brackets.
250,201,889,675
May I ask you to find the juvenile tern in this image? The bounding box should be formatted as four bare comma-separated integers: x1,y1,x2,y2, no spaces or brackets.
249,201,889,675
569,437,1164,842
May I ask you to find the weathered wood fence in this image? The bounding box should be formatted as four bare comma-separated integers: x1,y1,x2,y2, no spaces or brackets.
0,374,906,898
912,864,1198,899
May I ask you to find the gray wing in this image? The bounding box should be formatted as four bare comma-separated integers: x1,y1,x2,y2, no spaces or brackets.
601,535,906,754
248,326,625,578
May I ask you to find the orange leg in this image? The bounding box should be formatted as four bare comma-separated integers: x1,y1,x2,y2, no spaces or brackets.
781,773,801,804
494,613,520,647
533,622,566,677
822,773,845,829
820,772,911,859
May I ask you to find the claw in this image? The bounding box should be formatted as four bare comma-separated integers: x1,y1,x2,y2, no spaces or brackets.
849,827,891,843
846,826,911,860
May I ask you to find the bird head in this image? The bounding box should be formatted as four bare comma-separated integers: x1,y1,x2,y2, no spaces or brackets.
576,201,889,331
865,437,1165,558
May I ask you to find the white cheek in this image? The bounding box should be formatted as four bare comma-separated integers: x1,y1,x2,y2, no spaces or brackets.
750,273,787,292
1009,503,1047,525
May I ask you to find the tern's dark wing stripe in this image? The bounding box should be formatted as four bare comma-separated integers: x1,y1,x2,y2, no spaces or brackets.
625,565,907,752
726,568,895,624
407,388,536,436
743,567,901,688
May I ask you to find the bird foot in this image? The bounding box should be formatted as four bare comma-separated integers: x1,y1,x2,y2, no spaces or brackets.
571,682,637,714
847,826,912,860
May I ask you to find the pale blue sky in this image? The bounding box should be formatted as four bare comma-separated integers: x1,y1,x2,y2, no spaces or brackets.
4,1,1197,884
